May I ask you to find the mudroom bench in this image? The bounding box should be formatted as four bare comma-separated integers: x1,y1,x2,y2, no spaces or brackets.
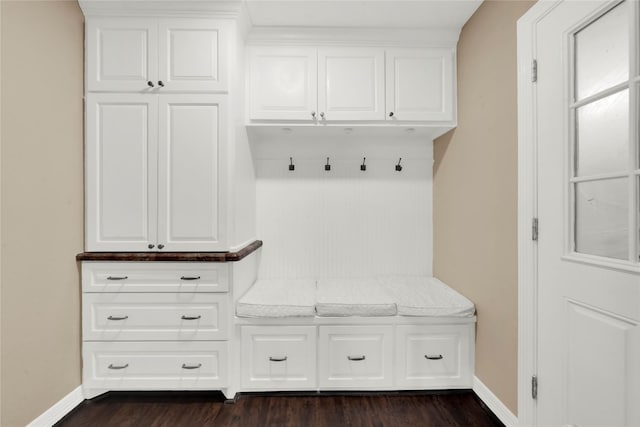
235,277,476,392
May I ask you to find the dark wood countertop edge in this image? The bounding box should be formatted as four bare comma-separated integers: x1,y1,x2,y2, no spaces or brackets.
76,240,263,262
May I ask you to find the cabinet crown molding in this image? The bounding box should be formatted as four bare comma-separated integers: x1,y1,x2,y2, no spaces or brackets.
79,0,244,18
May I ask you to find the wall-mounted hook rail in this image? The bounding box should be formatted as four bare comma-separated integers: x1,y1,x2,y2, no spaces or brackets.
395,158,403,172
360,157,367,171
289,157,295,171
325,157,331,171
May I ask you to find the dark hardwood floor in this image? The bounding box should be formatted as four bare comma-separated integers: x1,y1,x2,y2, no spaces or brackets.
55,391,504,427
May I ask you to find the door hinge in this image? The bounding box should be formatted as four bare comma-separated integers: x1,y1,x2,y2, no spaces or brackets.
532,375,538,399
532,217,539,241
532,59,538,83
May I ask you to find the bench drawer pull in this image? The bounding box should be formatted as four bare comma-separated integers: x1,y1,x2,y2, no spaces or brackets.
269,356,288,362
107,315,128,321
181,315,201,320
425,354,443,360
107,276,128,281
108,363,129,370
180,276,201,281
182,363,202,369
347,355,366,361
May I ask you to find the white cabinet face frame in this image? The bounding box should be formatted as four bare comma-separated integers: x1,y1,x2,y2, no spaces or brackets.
385,48,455,122
248,47,318,121
87,18,229,92
86,93,158,252
318,48,386,121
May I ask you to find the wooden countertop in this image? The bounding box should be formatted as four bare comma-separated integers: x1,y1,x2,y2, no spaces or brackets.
76,240,263,262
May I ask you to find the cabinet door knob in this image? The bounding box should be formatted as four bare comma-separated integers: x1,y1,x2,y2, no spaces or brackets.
389,112,394,117
107,276,128,281
181,315,202,320
320,112,325,119
107,315,129,321
180,276,201,281
147,81,154,87
269,356,288,362
108,363,129,370
157,244,165,249
347,355,366,361
181,363,202,369
311,111,316,118
158,81,165,87
424,354,443,360
148,244,155,249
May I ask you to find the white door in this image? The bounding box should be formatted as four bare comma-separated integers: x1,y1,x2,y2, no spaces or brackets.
85,93,158,251
86,18,158,92
385,48,454,122
248,47,318,121
156,95,227,251
157,19,228,92
535,1,640,426
317,48,385,121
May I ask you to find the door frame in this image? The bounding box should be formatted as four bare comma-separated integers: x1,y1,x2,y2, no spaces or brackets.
516,2,563,426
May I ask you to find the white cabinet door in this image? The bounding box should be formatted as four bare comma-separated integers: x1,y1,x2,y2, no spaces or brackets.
85,94,158,252
157,19,229,92
157,95,227,251
248,47,317,121
385,48,455,122
86,19,158,92
318,48,385,121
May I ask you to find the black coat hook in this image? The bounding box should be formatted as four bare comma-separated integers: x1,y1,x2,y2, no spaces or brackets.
395,158,403,172
289,157,295,171
325,157,331,171
360,157,367,171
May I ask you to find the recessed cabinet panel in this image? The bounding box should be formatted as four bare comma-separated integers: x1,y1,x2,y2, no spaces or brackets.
158,20,228,92
87,19,157,92
385,48,455,122
249,47,318,120
157,95,225,251
86,94,158,252
318,48,385,121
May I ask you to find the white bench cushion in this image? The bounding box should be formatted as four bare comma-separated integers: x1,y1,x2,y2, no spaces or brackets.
316,278,397,317
236,279,316,318
380,276,476,317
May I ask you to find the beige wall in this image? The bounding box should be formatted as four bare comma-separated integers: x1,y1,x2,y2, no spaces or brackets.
0,1,84,426
434,0,535,415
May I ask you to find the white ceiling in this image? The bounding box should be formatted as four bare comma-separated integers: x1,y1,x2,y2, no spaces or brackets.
244,0,483,29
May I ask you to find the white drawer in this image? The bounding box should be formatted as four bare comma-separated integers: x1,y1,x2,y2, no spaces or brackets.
241,326,316,390
318,325,393,389
82,262,228,293
83,293,228,341
83,341,228,390
395,324,474,389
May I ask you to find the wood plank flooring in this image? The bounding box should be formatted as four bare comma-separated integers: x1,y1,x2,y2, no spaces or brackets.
55,391,504,427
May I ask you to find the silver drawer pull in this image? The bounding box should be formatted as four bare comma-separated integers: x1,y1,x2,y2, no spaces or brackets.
180,276,201,281
181,315,201,320
107,315,129,321
425,354,443,360
108,363,129,370
269,356,288,362
107,276,128,281
347,355,366,361
182,363,202,369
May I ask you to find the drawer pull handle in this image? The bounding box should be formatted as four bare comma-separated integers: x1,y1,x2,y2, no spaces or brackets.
107,315,129,321
107,276,128,281
182,363,202,369
425,354,443,360
108,363,129,370
347,355,366,361
269,356,288,362
181,315,201,320
180,276,201,281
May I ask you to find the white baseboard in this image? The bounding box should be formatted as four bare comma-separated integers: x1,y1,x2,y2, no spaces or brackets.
473,376,518,427
26,386,84,427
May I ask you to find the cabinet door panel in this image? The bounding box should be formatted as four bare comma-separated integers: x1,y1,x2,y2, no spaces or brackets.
87,18,158,92
385,48,455,122
158,19,229,92
157,95,226,251
86,94,157,251
249,47,317,121
318,48,385,121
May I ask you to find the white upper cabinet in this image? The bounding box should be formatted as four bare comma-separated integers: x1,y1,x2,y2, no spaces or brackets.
87,18,228,92
249,47,317,120
86,93,227,252
248,46,455,123
385,48,455,122
318,48,385,121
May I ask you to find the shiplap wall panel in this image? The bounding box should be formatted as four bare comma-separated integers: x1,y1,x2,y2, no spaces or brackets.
253,136,433,279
